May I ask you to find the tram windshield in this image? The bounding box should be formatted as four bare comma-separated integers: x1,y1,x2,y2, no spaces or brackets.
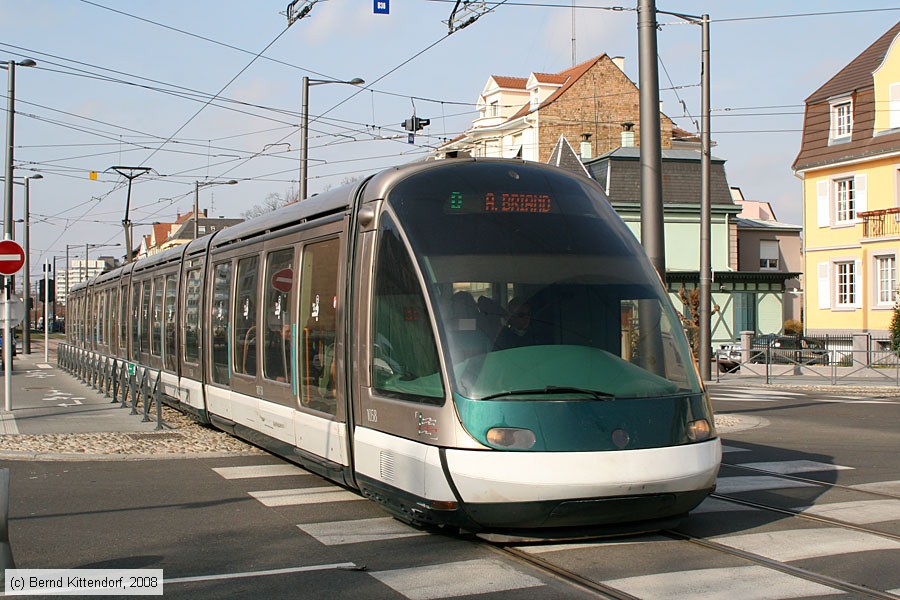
376,161,701,401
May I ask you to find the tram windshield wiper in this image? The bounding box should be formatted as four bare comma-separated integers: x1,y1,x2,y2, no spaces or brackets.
477,386,615,401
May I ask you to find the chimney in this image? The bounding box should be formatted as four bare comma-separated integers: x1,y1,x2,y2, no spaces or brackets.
621,123,635,147
580,133,593,159
611,56,625,72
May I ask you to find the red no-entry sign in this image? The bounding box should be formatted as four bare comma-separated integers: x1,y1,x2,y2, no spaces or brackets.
0,240,25,276
271,268,293,293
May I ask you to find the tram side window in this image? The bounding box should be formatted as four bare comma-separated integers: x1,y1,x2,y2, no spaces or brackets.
164,274,177,371
95,292,105,345
140,282,151,355
233,256,259,378
109,288,118,350
263,249,294,384
299,239,339,414
151,276,164,357
211,263,232,385
183,268,202,364
119,285,128,352
372,215,443,401
131,285,141,354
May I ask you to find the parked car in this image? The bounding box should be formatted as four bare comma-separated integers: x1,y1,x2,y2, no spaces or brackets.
751,335,829,365
715,342,742,372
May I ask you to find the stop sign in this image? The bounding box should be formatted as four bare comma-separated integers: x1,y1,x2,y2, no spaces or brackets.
0,240,25,276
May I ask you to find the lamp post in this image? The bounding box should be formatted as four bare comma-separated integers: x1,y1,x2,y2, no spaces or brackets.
22,173,41,354
83,243,121,283
657,9,711,379
3,58,36,242
299,76,364,201
194,179,238,239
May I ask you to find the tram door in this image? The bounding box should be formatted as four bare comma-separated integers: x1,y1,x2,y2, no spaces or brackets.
293,232,350,468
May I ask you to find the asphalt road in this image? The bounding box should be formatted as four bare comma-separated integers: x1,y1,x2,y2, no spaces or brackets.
2,382,899,599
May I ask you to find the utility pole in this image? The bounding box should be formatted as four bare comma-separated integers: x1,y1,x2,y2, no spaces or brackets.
108,166,151,262
638,0,665,282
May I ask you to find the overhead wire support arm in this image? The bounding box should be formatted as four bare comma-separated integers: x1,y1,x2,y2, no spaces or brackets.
285,0,321,26
106,166,153,263
447,1,489,33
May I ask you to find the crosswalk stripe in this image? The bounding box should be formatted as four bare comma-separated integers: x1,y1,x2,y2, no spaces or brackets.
721,445,750,453
737,460,853,474
710,389,804,397
370,559,543,600
213,465,309,479
850,480,900,496
710,395,775,402
691,497,759,514
602,565,840,599
713,528,900,561
715,476,817,494
518,535,670,555
249,486,360,507
297,517,427,545
800,499,900,525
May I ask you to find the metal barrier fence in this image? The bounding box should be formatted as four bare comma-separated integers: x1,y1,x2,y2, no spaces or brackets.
57,344,166,430
715,345,900,386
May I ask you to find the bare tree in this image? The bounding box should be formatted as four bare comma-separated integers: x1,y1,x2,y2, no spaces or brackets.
241,186,298,219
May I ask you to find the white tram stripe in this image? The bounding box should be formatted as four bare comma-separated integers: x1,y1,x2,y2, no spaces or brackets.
213,464,309,479
737,460,853,474
297,517,428,545
248,486,360,507
800,499,900,524
370,558,543,600
714,476,818,494
850,480,900,496
602,565,841,599
713,528,900,561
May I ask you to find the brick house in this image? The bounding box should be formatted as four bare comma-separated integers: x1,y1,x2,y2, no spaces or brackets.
437,54,677,161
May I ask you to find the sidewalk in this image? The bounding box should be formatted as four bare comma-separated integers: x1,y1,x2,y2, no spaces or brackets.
0,339,260,459
0,339,159,436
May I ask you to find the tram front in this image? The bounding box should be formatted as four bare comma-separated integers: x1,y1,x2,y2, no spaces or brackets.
360,159,721,532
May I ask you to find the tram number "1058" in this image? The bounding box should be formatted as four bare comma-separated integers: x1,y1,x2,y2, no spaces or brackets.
366,409,378,422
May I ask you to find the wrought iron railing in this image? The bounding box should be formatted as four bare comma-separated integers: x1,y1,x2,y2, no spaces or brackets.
860,207,900,238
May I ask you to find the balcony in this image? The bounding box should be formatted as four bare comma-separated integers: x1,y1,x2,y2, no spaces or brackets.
860,208,900,238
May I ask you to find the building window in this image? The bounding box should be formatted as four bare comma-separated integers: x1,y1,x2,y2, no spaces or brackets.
876,255,897,305
489,101,499,117
836,261,856,306
835,177,855,222
759,240,779,270
733,292,757,334
831,99,852,140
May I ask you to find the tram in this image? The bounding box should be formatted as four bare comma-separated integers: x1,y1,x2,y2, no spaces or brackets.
66,158,721,535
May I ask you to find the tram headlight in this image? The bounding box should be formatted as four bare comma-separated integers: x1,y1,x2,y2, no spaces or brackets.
486,427,536,449
686,418,712,442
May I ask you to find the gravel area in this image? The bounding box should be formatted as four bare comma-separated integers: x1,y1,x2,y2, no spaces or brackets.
0,406,264,459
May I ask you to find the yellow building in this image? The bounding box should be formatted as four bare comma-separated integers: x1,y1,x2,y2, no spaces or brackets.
794,21,900,336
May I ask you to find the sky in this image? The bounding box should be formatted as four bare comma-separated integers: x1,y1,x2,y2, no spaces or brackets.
2,0,900,285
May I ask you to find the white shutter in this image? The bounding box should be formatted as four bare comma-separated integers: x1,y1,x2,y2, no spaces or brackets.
855,174,867,216
853,259,862,308
817,262,831,309
817,180,830,227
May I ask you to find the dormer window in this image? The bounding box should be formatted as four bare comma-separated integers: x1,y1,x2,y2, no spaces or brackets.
489,101,499,117
830,98,853,142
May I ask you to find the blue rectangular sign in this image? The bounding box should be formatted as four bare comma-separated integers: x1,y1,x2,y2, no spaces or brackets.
374,0,389,14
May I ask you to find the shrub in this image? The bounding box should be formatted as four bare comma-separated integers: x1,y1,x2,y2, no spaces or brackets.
783,319,803,335
890,303,900,355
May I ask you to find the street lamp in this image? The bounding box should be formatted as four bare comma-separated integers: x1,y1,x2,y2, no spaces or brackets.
299,76,365,201
194,179,238,239
2,58,36,242
83,243,121,282
22,173,41,353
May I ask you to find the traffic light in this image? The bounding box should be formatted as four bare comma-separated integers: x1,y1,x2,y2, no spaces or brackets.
401,116,430,132
38,278,55,300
